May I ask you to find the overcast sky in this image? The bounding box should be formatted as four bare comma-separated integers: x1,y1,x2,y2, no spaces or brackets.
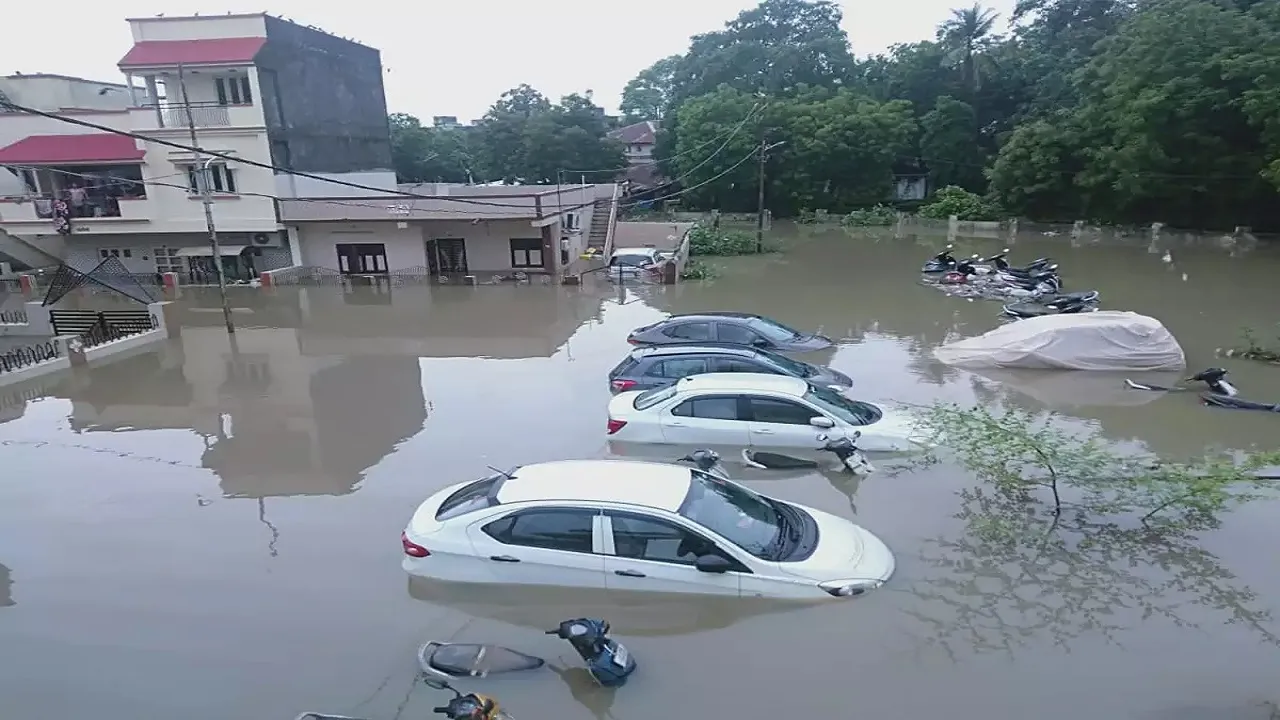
2,0,1017,122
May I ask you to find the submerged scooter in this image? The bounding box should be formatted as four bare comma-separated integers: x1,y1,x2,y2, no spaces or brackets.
423,678,512,720
921,245,958,273
677,433,875,476
417,617,636,688
546,618,637,688
293,679,512,720
1124,367,1238,397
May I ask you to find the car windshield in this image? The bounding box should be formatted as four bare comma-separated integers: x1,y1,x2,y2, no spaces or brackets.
803,385,882,425
677,470,782,559
745,317,806,343
633,383,677,410
755,347,815,377
611,253,654,267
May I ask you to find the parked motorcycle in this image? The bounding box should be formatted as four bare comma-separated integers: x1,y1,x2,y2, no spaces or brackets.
1124,367,1237,396
921,245,958,273
988,250,1054,276
1001,296,1097,319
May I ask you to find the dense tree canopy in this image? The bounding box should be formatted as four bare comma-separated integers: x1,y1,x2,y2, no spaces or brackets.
388,0,1280,229
389,86,624,185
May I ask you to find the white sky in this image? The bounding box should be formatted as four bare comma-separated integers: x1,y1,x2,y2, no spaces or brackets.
2,0,1017,122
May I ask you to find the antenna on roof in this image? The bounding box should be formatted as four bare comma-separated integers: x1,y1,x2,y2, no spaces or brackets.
486,465,516,480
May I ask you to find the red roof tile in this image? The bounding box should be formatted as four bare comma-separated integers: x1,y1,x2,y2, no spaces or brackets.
117,37,266,69
0,134,145,165
610,121,658,145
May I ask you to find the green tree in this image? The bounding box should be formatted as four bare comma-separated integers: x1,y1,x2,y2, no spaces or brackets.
937,4,1002,93
473,86,624,184
619,55,682,121
919,96,987,191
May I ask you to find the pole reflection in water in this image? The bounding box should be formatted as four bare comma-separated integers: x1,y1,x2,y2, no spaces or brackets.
0,563,12,607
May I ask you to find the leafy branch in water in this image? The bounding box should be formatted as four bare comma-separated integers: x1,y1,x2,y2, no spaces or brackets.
898,402,1280,655
909,403,1280,528
1221,325,1280,364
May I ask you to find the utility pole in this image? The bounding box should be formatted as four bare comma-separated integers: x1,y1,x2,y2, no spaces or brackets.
755,139,785,254
177,64,236,335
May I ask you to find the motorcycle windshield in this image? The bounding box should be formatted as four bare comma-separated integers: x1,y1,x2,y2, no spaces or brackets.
421,643,546,677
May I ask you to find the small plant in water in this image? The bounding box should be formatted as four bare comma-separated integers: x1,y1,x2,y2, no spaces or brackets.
1222,325,1280,364
679,259,719,280
687,225,769,256
840,204,898,227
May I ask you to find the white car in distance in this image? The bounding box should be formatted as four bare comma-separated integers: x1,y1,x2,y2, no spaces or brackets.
606,373,923,455
401,460,895,600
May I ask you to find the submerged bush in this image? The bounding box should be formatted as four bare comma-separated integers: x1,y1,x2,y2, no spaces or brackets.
679,259,719,280
1222,325,1280,364
687,225,763,255
841,204,898,227
918,185,1002,222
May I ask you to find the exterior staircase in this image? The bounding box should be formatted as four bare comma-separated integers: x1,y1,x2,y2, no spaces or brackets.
587,198,612,252
0,228,62,270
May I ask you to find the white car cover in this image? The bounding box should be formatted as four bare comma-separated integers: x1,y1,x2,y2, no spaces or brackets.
934,311,1186,371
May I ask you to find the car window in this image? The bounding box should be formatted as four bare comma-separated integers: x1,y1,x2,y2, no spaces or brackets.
715,322,765,346
678,470,781,559
803,386,882,426
436,475,502,520
634,383,678,410
745,317,804,343
747,396,819,425
482,509,596,554
649,357,709,379
662,322,712,341
753,348,814,377
611,253,653,267
609,513,725,566
670,395,741,420
711,356,772,374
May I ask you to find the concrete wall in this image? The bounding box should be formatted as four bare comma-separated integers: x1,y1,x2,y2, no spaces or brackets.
258,15,392,175
0,75,138,112
127,14,268,42
294,218,553,274
274,170,398,199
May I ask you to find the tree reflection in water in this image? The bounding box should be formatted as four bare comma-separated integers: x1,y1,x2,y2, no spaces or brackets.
905,488,1278,657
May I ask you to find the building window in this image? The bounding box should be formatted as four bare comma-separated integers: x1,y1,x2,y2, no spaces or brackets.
563,213,578,231
185,164,238,194
215,75,253,106
97,248,132,260
154,246,184,274
510,238,544,269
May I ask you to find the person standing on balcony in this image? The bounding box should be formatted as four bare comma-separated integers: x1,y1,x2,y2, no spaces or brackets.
68,182,86,217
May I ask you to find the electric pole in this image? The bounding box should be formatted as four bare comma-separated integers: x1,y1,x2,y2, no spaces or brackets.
755,139,785,254
177,64,236,335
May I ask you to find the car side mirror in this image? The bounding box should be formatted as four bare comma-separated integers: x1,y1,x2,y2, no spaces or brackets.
694,555,732,574
751,338,770,348
809,416,835,429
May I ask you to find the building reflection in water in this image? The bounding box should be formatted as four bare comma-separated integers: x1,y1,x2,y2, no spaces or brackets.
52,303,429,501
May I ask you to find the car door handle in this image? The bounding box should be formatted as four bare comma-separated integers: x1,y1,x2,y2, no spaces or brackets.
489,555,521,563
755,428,775,434
668,422,686,427
614,569,646,578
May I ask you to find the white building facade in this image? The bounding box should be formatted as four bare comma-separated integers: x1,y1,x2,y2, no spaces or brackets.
0,13,395,279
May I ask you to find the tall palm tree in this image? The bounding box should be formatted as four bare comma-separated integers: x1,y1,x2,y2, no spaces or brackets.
938,4,1001,92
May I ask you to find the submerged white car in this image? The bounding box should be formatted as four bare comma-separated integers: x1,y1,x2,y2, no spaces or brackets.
606,373,924,454
401,459,895,599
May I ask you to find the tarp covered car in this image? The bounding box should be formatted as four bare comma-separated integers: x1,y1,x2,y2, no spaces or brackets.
934,311,1186,371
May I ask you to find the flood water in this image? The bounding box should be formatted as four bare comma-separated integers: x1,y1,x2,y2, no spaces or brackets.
2,226,1280,719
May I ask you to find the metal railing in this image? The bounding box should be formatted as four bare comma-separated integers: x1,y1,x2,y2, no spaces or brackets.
0,340,60,374
32,193,128,219
77,314,159,349
0,309,27,324
145,101,233,128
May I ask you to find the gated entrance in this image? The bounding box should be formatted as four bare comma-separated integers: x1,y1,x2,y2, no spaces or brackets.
50,309,155,337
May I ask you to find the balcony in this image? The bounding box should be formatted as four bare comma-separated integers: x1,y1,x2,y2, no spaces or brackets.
136,101,263,131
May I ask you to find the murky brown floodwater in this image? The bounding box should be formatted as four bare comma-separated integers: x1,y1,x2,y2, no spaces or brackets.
2,226,1279,719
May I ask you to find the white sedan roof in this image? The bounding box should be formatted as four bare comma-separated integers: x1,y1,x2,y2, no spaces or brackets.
495,459,692,512
675,372,809,397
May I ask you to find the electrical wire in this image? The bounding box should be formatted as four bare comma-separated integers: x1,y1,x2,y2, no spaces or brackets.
0,98,603,209
616,144,762,209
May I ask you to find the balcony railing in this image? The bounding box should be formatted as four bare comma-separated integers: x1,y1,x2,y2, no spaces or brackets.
147,101,232,128
33,193,126,219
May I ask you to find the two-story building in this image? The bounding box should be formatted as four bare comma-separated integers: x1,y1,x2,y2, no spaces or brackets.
608,120,661,190
0,13,395,280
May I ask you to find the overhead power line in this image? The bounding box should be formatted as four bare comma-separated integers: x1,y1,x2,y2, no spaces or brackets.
0,99,599,210
562,104,763,176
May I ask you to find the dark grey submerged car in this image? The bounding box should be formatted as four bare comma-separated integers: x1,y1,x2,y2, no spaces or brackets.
626,312,834,353
607,343,853,394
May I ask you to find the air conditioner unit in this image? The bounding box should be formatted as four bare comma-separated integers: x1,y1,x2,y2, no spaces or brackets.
249,231,283,248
